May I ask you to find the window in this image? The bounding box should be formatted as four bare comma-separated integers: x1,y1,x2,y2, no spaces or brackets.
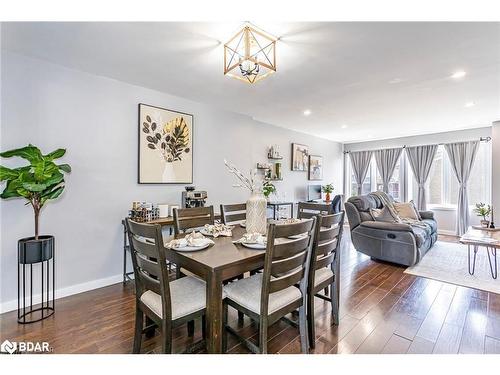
408,142,491,207
348,156,374,197
376,158,402,201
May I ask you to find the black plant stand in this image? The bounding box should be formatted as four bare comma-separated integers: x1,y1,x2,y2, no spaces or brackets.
17,235,55,324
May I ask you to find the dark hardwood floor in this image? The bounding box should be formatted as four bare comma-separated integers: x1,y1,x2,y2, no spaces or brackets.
1,231,499,354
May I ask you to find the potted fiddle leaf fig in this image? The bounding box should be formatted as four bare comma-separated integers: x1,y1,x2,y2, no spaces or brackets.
0,145,71,264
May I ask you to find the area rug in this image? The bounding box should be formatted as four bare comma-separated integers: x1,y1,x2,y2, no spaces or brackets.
404,241,500,294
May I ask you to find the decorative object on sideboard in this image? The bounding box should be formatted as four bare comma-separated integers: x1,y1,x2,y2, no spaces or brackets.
158,204,169,218
322,183,334,203
128,202,160,222
138,103,193,184
224,160,267,234
181,186,207,208
308,155,323,180
291,143,309,171
223,22,277,84
473,202,491,228
0,144,71,324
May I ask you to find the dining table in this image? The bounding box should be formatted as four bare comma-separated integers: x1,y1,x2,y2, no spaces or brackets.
164,225,266,353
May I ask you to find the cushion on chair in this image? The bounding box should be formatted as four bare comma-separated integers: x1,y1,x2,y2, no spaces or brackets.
314,267,334,287
140,276,206,320
393,202,419,220
223,273,302,314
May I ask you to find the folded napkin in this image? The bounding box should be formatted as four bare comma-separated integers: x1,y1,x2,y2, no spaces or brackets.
233,232,267,245
203,223,233,238
166,231,214,249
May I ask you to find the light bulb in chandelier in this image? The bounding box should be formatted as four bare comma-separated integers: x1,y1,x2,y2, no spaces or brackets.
239,59,260,77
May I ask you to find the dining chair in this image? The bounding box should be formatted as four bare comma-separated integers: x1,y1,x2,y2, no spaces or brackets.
306,212,344,349
125,218,207,354
297,202,333,219
172,206,215,235
220,203,246,224
222,218,317,354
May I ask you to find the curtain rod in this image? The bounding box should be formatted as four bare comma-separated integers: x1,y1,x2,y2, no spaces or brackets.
343,136,491,154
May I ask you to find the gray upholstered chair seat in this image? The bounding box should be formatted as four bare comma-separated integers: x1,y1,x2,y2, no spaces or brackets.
223,273,302,314
314,267,334,286
140,276,206,319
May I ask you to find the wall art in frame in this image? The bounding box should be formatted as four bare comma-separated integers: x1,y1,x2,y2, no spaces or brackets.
291,143,309,171
308,155,323,181
138,103,193,184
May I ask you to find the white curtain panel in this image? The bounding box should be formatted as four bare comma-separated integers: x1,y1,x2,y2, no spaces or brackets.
374,148,403,194
350,151,373,195
405,145,438,211
444,141,480,236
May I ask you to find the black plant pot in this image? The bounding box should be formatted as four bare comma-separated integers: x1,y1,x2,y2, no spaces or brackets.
18,235,55,324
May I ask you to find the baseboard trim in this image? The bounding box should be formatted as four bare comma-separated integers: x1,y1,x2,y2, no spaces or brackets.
0,274,124,314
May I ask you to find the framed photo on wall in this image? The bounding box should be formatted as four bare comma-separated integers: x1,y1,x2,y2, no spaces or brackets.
308,155,323,180
291,143,309,171
138,103,193,184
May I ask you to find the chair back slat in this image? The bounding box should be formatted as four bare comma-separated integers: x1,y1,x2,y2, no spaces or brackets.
307,212,344,291
136,254,161,278
318,225,340,242
139,270,162,295
125,219,171,320
272,236,310,260
297,202,332,219
173,206,215,234
317,238,338,257
220,203,246,224
269,268,305,293
131,236,160,259
315,252,336,270
259,217,316,315
271,250,308,277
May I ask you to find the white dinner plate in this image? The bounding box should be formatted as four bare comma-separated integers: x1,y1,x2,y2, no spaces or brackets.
171,242,210,252
241,242,266,250
200,229,215,237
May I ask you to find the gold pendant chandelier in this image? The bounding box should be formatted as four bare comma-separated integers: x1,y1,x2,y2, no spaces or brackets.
224,23,277,84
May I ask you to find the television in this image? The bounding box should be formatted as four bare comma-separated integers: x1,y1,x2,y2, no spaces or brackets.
307,185,322,201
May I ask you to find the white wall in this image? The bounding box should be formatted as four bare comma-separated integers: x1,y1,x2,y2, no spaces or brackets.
493,121,500,223
344,127,492,234
0,51,344,311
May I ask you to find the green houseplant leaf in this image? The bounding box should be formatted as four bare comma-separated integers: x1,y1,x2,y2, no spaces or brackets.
0,145,71,239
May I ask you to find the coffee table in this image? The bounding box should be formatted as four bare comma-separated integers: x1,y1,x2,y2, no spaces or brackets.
459,227,499,279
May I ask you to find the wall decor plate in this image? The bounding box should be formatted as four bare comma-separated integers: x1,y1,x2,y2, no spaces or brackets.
138,103,193,184
291,143,309,171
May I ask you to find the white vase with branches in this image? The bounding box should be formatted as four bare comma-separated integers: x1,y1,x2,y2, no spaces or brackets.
224,160,267,235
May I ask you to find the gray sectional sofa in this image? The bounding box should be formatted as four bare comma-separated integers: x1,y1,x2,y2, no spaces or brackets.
345,193,437,266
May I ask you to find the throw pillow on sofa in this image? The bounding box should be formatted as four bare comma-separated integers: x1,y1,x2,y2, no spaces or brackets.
370,206,397,222
394,202,420,220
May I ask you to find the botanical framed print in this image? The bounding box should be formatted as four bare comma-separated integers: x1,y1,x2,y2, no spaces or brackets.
291,143,309,171
308,155,323,180
138,103,193,184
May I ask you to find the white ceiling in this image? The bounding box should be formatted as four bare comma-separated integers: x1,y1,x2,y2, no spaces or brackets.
2,22,500,143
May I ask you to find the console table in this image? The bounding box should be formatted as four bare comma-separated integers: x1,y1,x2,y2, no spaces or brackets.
460,227,499,279
267,201,294,220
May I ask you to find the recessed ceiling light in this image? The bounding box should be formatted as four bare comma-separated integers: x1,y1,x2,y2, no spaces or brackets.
303,109,311,116
341,124,348,129
465,101,475,108
451,71,466,79
388,78,403,84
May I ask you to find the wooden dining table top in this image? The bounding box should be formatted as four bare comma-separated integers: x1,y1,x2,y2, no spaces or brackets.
165,225,266,271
